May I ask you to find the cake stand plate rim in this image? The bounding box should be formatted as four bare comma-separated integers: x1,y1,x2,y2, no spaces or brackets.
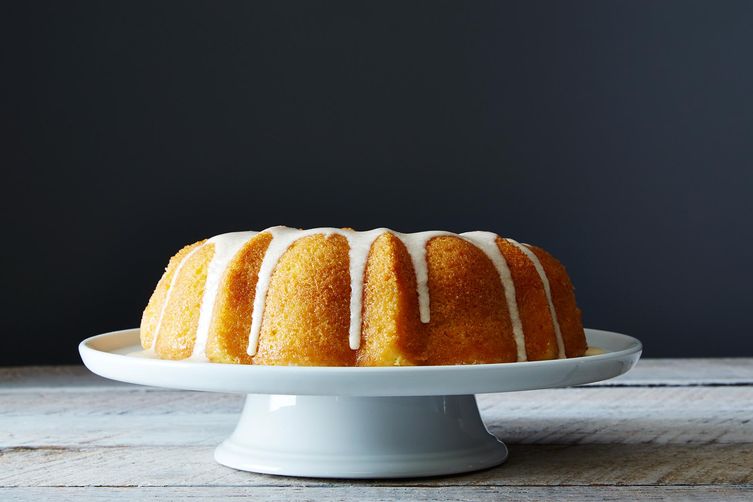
79,328,642,396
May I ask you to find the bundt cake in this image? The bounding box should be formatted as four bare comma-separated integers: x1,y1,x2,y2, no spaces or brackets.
140,226,587,366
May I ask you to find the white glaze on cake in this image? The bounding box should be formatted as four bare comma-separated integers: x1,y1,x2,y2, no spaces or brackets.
246,227,453,355
585,346,606,356
151,226,575,362
504,239,566,359
247,227,388,355
461,231,527,362
392,231,455,324
189,231,259,361
340,229,393,350
150,242,208,351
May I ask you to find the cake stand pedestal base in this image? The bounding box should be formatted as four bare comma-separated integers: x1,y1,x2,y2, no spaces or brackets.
214,394,508,478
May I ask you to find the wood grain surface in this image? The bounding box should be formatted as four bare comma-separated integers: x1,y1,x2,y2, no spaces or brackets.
1,359,752,501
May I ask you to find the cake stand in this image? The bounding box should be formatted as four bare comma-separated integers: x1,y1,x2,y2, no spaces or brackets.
79,328,641,478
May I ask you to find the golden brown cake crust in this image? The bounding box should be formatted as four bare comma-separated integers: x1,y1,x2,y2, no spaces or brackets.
358,233,427,366
496,238,559,360
425,237,517,365
141,229,588,366
526,245,587,357
252,234,357,366
206,233,272,364
140,241,206,352
154,243,214,359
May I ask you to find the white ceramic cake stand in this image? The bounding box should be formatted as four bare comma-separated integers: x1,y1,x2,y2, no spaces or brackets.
79,328,641,478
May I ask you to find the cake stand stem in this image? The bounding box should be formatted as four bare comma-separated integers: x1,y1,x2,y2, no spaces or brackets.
214,393,507,478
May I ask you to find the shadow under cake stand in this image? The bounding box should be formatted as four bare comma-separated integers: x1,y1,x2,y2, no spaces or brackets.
79,328,641,478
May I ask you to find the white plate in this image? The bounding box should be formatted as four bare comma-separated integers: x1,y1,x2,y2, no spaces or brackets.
79,328,641,478
79,328,641,396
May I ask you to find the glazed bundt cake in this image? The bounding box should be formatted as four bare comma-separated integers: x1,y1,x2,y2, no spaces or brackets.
140,227,587,366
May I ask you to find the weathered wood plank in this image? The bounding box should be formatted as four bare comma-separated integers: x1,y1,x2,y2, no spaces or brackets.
2,362,752,494
0,366,134,392
591,358,753,386
2,359,753,392
2,485,753,502
2,387,750,447
1,444,752,487
481,386,753,445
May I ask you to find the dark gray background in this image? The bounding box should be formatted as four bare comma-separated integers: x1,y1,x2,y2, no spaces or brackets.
3,1,752,365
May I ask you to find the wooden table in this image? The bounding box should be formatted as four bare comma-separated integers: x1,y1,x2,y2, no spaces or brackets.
1,359,752,500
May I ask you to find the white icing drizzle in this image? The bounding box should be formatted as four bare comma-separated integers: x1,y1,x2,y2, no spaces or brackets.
248,227,338,356
150,242,208,351
150,226,574,363
245,227,452,355
392,231,455,323
585,346,605,356
189,231,258,361
505,239,566,359
461,232,527,362
340,229,392,350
